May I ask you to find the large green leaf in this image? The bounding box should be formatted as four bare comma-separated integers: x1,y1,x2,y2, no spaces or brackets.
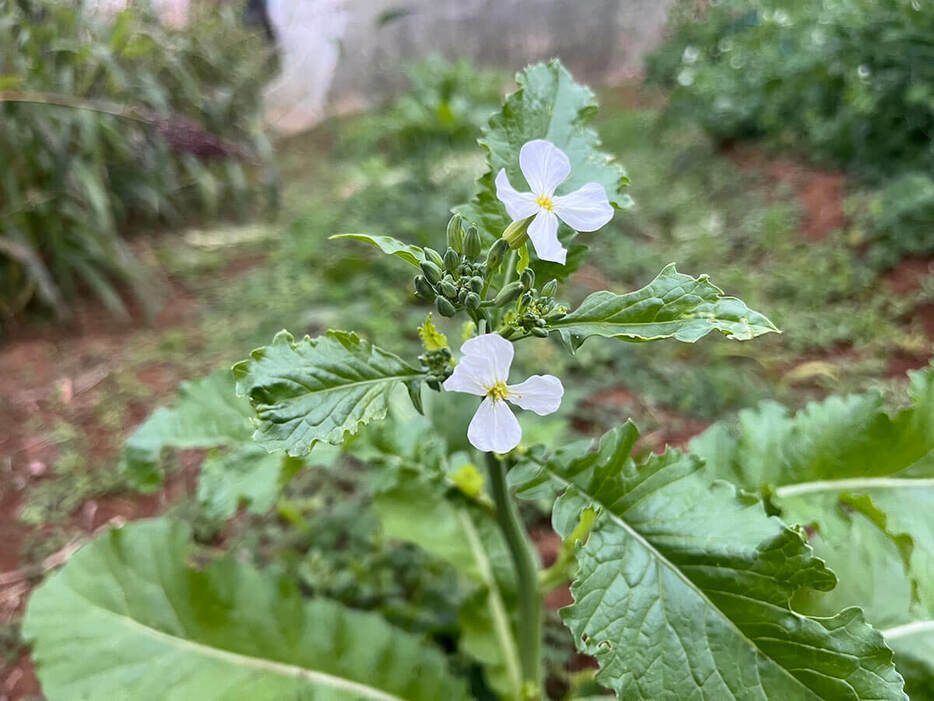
234,330,426,457
455,59,631,241
372,471,521,699
515,423,906,699
690,364,934,691
123,370,254,491
329,233,426,268
547,263,778,352
23,518,469,701
196,446,302,521
690,364,934,489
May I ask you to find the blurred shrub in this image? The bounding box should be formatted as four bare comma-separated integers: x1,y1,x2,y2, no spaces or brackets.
338,56,505,159
0,0,276,321
647,0,934,179
849,172,934,268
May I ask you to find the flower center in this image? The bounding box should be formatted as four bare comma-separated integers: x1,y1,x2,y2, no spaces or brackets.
486,381,510,402
535,194,554,211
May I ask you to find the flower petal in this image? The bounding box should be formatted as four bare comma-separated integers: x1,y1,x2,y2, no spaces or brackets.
442,356,490,396
495,169,539,221
527,211,566,264
460,333,514,382
507,375,564,415
519,139,570,197
552,182,614,232
467,397,522,453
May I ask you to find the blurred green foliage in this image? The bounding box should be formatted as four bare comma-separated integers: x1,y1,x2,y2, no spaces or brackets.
646,0,934,264
0,0,275,322
338,55,505,160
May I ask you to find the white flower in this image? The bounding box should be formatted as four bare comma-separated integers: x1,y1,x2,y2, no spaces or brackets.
443,333,563,453
495,139,614,265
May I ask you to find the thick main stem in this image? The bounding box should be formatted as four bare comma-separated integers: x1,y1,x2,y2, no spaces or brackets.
486,453,542,698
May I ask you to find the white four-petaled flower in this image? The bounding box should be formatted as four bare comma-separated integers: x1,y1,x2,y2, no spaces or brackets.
443,333,563,453
495,139,614,265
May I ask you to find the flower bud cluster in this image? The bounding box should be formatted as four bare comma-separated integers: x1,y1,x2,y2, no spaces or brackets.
499,269,567,339
413,216,513,320
419,346,455,390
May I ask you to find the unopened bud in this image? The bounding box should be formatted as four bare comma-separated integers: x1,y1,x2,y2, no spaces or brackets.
465,292,481,310
485,238,509,270
464,226,481,259
446,215,464,252
420,260,442,285
458,288,468,304
443,247,459,273
541,279,558,297
424,247,444,268
436,296,456,317
494,281,523,307
530,326,549,338
470,276,483,293
520,268,535,290
414,275,435,301
439,280,458,298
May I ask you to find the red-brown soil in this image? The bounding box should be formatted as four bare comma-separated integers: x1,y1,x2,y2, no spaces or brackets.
724,143,847,241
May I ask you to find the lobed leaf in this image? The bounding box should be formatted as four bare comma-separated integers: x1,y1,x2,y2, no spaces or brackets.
234,330,426,457
547,263,778,352
515,423,906,699
691,364,934,691
455,59,631,242
23,518,468,701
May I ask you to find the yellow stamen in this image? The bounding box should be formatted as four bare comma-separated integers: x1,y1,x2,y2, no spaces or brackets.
535,194,554,211
486,381,510,402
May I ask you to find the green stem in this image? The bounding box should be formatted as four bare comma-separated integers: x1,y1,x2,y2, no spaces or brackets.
493,251,518,329
485,453,542,698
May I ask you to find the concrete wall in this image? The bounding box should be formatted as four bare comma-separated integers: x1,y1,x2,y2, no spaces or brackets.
266,0,674,134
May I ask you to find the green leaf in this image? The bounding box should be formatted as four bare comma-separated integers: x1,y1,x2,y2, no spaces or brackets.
455,59,631,240
197,446,306,521
690,363,934,489
690,365,934,690
547,263,778,352
329,233,426,267
123,371,254,491
372,473,521,699
515,423,906,699
23,518,468,701
233,330,426,457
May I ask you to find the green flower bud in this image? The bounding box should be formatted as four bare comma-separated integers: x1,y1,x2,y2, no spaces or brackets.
436,296,456,317
493,281,523,307
424,247,444,268
469,276,483,293
519,290,534,307
443,247,460,273
446,215,464,253
458,287,468,304
414,275,435,301
541,279,558,297
530,326,549,338
474,263,487,277
465,292,481,310
420,260,442,285
463,226,481,260
485,238,509,270
520,267,535,290
544,310,566,321
535,318,547,327
439,280,458,298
